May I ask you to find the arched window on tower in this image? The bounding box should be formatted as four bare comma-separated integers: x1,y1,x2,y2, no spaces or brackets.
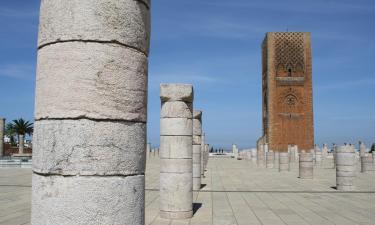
288,68,292,77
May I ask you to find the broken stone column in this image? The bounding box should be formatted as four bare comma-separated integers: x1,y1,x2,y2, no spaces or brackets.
299,153,313,179
274,151,280,169
361,155,374,173
279,152,290,172
193,110,202,191
160,84,193,219
31,1,150,224
257,144,265,166
0,118,4,157
266,151,274,169
251,148,257,162
18,134,24,154
336,145,356,191
204,144,209,171
201,133,205,177
359,141,366,157
322,144,328,159
315,151,322,167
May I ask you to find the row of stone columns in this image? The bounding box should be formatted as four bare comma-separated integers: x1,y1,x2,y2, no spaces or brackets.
159,84,209,219
31,0,151,224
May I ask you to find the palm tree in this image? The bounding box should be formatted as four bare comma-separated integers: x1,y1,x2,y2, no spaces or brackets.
11,119,33,154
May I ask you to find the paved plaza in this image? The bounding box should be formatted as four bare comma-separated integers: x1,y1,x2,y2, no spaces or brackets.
1,156,375,225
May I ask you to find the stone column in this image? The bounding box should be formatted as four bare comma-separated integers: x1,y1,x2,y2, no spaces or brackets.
257,144,265,166
322,144,328,159
18,134,24,154
359,141,366,157
31,1,150,224
204,144,209,172
0,118,4,157
201,133,205,177
279,152,290,172
315,151,322,167
299,153,313,179
274,151,280,169
361,155,374,173
160,84,193,219
193,110,202,191
266,151,274,169
336,145,356,191
251,148,257,162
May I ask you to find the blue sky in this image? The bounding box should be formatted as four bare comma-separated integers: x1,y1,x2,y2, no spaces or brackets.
0,0,374,149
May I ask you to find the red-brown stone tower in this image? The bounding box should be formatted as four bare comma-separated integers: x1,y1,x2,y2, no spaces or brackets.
261,32,314,152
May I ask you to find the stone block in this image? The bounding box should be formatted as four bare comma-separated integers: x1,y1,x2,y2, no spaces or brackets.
38,0,150,54
160,118,192,136
32,119,146,176
160,136,192,159
160,101,192,119
193,135,201,145
31,173,145,225
160,84,193,103
35,42,147,121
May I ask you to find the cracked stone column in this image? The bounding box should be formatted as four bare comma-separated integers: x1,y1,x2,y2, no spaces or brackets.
0,118,4,157
31,0,150,224
193,110,202,190
336,145,356,191
299,153,313,179
160,84,193,219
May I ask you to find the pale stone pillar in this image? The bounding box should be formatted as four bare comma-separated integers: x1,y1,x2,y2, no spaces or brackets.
336,145,356,191
266,151,274,168
160,84,193,219
204,144,209,172
18,134,24,154
193,110,202,190
201,133,205,177
322,144,328,159
257,144,265,166
232,144,239,158
31,1,150,224
0,118,4,157
359,141,366,157
299,153,313,179
279,152,290,172
274,151,280,169
251,148,257,162
361,155,374,173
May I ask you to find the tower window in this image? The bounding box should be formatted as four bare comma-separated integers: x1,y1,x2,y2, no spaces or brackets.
288,68,292,77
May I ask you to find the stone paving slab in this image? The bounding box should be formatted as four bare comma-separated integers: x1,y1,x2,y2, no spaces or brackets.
1,157,375,224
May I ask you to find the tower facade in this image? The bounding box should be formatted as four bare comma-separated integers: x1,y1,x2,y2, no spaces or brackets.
262,32,314,152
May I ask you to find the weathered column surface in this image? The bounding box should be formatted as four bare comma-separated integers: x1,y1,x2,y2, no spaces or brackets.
160,84,193,219
18,134,24,154
279,152,290,172
0,118,4,157
266,151,274,169
251,148,257,162
361,155,374,173
32,1,150,224
193,110,202,190
299,153,313,179
257,144,265,166
336,145,356,191
359,141,366,157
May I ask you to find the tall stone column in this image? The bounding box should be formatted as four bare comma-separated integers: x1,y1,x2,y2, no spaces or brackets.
18,134,24,154
359,141,366,157
31,1,150,224
0,118,4,157
193,110,202,190
201,133,205,177
160,84,193,219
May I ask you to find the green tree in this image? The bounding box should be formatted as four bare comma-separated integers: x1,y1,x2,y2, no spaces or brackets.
11,119,33,154
370,143,375,153
5,123,16,145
